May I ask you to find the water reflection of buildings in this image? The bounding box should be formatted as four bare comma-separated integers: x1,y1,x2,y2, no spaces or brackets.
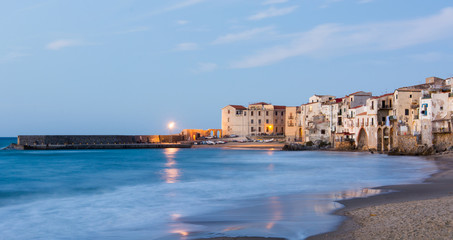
331,188,383,201
314,188,384,215
163,148,181,184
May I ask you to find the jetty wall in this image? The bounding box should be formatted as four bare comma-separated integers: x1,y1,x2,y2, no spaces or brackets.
18,135,185,146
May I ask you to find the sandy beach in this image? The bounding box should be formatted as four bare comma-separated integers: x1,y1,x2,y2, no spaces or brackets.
192,142,285,150
197,152,453,240
307,153,453,240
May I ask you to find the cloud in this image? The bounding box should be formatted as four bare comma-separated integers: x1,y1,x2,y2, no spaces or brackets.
177,20,189,25
174,42,199,51
0,52,29,64
249,6,298,21
136,0,206,19
163,0,205,12
232,7,453,68
193,62,218,73
263,0,288,5
409,52,448,62
46,39,84,50
212,26,274,45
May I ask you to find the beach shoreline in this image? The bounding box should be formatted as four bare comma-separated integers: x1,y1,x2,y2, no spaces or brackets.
306,153,453,240
196,151,453,240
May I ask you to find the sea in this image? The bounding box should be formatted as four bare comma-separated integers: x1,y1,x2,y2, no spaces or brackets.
0,137,437,240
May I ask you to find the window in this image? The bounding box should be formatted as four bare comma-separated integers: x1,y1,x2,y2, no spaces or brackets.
228,110,230,114
396,95,398,99
382,117,385,122
321,130,326,134
371,101,374,110
389,100,392,108
421,103,428,116
338,117,342,126
251,111,254,116
251,119,254,124
266,119,269,124
275,112,278,116
405,109,409,115
371,118,374,125
266,111,269,116
410,94,412,98
309,106,313,112
244,112,247,116
258,127,261,132
382,100,385,108
266,127,269,132
441,106,444,110
281,112,284,116
258,111,261,116
251,127,255,132
228,118,229,122
258,119,261,124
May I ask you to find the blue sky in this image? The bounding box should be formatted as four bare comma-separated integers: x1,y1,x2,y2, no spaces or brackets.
1,0,453,136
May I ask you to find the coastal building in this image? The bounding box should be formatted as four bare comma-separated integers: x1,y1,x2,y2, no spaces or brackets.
180,129,222,141
221,75,453,153
221,102,286,137
284,106,302,142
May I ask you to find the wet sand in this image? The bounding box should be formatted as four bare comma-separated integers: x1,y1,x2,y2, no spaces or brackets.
307,153,453,240
192,142,284,150
199,153,453,240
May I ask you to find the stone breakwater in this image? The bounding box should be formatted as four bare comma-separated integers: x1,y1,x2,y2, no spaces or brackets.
9,135,191,150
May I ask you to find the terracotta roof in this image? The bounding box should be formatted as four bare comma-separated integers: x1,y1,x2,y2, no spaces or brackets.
229,105,247,110
251,102,271,105
335,98,343,103
357,112,368,116
274,105,286,109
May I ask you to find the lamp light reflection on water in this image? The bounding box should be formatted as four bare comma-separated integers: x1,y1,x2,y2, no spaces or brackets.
163,148,181,183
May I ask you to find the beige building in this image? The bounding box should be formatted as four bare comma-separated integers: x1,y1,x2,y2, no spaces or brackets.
284,106,302,142
221,102,286,137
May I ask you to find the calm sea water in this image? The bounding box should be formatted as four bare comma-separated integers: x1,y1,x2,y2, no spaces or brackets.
0,137,436,240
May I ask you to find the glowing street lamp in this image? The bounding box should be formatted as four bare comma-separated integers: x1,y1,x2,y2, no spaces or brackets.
168,122,175,134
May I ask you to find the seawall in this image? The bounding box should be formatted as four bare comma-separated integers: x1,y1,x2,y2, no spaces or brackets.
15,135,190,150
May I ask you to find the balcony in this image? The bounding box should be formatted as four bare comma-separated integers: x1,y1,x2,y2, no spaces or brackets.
380,105,392,110
288,116,294,120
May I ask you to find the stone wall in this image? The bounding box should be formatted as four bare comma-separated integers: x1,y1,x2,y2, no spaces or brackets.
18,135,184,146
334,141,355,150
433,133,453,152
395,135,418,153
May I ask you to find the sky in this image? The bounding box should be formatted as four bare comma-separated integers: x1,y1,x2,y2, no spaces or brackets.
1,0,453,136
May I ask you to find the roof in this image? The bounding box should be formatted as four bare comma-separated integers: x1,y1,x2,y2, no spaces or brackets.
396,88,423,92
229,105,247,110
348,91,372,96
251,102,270,105
372,93,393,99
350,105,364,109
274,105,286,109
357,112,368,116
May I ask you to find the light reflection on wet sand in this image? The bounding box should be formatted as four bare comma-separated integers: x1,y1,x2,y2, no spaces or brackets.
171,188,386,240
